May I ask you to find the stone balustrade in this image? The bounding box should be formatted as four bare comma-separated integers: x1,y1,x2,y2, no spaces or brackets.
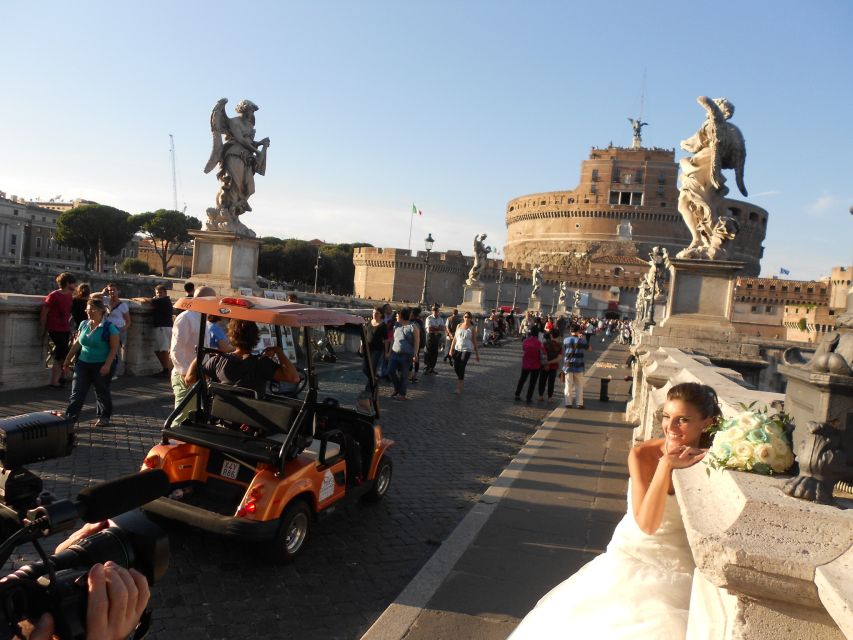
629,345,852,639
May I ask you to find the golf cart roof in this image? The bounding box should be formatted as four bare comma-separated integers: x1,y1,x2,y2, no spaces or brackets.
175,295,366,327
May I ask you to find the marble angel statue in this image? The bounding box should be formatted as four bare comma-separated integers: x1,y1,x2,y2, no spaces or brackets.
203,98,271,236
676,96,746,259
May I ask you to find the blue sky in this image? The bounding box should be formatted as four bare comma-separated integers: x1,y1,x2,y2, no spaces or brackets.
2,0,851,281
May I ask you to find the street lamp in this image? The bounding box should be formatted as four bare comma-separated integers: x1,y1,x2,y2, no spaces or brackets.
313,247,322,294
420,233,434,306
511,271,520,313
495,266,504,311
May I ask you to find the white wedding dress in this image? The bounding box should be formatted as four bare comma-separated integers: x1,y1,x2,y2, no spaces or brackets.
509,481,695,639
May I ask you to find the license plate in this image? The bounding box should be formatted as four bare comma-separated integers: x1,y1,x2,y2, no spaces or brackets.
221,460,240,480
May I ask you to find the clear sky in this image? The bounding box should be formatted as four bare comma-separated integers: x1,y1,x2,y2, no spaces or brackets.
2,0,851,281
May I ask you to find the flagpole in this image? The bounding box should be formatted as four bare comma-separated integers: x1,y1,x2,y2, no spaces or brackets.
408,210,414,251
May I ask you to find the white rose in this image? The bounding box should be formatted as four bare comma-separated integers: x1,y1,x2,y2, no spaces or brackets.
737,413,759,429
726,455,749,470
753,443,777,467
719,426,745,443
770,448,794,473
732,441,755,460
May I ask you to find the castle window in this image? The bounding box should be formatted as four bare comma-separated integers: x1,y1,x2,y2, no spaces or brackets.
631,192,643,205
757,283,764,289
36,237,42,249
635,171,643,183
746,283,753,289
591,169,599,182
658,171,665,184
749,211,758,221
590,185,597,194
10,234,16,245
766,306,773,313
620,192,631,205
656,186,664,196
509,206,514,212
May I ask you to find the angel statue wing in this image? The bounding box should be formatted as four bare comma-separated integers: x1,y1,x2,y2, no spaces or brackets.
720,123,748,197
203,98,230,174
696,96,726,191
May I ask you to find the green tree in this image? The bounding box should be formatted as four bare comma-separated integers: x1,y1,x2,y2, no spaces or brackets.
55,204,139,271
121,257,153,275
133,209,202,276
257,238,371,294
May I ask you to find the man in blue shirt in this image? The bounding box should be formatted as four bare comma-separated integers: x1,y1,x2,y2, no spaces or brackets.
562,323,591,409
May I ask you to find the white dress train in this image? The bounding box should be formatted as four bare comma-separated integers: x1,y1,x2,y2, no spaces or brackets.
509,482,694,639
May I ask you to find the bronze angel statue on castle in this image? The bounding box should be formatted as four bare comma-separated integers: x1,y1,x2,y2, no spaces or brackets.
676,96,747,260
203,98,270,237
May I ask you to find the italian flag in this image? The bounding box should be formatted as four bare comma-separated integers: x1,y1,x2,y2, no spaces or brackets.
412,203,422,216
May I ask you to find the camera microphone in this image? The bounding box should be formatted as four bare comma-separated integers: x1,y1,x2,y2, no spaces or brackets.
76,469,169,523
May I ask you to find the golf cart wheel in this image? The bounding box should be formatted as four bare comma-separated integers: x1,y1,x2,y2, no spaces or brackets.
363,456,392,503
267,500,311,563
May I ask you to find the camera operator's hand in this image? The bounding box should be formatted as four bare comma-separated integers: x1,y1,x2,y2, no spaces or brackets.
25,523,150,640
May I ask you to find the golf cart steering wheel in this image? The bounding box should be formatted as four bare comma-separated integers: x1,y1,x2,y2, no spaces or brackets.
269,367,308,398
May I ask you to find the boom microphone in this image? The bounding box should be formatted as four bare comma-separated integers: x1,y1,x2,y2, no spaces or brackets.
76,470,169,523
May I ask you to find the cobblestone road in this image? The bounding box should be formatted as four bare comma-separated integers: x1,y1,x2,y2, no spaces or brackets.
0,336,619,639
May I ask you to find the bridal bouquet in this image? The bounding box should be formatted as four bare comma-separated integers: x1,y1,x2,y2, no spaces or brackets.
706,405,794,476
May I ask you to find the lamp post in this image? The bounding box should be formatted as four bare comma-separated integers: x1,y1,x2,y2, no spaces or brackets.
313,247,322,294
495,266,504,311
420,233,434,306
511,271,520,313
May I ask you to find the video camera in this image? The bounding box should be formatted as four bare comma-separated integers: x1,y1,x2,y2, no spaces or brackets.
0,411,170,640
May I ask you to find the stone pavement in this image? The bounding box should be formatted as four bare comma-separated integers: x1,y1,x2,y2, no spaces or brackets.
0,335,632,639
363,337,635,640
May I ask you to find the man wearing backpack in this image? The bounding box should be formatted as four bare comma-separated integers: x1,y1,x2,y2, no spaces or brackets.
562,323,591,409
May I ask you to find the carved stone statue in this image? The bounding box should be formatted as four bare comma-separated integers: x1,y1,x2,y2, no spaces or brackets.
466,233,492,286
573,289,581,309
635,279,651,321
531,266,543,298
203,98,271,237
558,282,567,306
676,97,747,260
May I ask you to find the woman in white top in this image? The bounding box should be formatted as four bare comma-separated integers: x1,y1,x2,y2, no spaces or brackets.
448,312,480,395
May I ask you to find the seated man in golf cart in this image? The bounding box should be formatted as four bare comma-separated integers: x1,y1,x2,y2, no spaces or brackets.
184,319,300,398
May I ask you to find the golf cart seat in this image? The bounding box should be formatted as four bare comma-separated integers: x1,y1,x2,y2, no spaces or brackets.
208,383,298,436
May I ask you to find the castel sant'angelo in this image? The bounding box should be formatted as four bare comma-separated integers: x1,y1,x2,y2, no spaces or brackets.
354,124,768,311
503,131,767,277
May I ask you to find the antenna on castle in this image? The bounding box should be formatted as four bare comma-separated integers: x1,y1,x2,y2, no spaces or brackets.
169,134,178,212
628,69,648,149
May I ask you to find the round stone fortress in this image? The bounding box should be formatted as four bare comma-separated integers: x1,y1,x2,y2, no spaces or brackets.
504,145,767,276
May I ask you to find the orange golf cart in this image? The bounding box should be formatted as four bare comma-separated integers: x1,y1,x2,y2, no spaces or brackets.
141,295,392,562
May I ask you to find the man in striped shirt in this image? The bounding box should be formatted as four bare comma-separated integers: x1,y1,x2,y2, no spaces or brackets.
562,323,591,409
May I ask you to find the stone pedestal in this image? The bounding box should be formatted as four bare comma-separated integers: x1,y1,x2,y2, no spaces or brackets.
459,283,489,315
527,296,542,313
657,258,743,332
190,230,263,293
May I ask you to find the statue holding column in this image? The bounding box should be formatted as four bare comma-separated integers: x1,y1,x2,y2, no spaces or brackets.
531,266,544,298
204,98,271,237
676,96,747,260
466,233,492,286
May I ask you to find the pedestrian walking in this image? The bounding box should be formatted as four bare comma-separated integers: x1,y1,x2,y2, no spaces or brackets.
449,311,480,394
388,307,419,401
62,297,120,427
363,306,389,390
562,323,591,409
514,327,546,403
169,286,217,423
444,309,461,363
538,329,562,402
410,308,425,383
423,304,445,374
103,283,131,377
40,272,77,388
71,283,91,334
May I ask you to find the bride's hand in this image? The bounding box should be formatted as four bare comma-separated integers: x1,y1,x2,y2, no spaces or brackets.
662,445,706,470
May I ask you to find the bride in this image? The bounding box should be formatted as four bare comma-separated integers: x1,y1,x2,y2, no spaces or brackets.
510,382,721,639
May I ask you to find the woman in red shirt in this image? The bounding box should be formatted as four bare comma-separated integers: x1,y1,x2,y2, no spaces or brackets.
514,327,546,404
